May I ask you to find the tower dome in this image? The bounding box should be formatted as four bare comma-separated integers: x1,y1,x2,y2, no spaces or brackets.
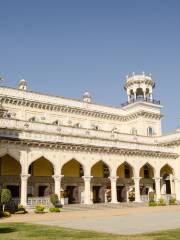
124,72,155,103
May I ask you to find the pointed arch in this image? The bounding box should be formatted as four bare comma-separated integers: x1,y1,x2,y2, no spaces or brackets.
160,164,174,177
61,159,84,177
0,154,21,176
139,162,155,178
28,156,54,176
90,160,111,178
0,150,20,163
116,161,135,178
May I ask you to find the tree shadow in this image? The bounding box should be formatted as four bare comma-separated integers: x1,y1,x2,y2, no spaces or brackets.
0,227,16,234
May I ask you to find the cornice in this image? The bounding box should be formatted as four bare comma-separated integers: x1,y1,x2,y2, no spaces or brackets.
0,139,178,159
0,96,161,121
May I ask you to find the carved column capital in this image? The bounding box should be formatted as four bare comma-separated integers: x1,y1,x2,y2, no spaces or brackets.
52,175,64,181
108,176,119,182
132,177,142,182
82,176,93,181
21,174,30,180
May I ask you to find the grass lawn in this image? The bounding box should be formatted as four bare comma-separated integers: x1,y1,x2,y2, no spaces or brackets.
0,223,180,240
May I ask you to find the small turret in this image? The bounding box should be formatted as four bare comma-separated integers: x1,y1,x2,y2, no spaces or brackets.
83,91,92,103
18,79,27,91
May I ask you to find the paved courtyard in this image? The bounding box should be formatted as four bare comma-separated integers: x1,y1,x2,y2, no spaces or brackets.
2,205,180,235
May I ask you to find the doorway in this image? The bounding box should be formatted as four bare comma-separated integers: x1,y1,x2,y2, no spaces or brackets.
93,186,101,203
117,186,126,202
66,186,76,204
7,185,19,198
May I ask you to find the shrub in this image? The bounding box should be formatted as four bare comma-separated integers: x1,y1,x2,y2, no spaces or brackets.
158,198,166,206
169,198,177,205
15,204,28,214
1,189,12,212
35,204,45,213
149,192,155,202
49,207,60,213
149,200,157,207
2,211,11,217
50,194,59,207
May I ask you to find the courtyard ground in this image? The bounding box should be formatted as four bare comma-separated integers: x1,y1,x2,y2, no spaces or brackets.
1,205,180,235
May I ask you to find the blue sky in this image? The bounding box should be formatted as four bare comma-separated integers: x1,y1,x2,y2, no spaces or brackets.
0,0,180,133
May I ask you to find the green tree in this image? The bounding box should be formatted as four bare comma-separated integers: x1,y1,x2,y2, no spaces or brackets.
1,189,12,212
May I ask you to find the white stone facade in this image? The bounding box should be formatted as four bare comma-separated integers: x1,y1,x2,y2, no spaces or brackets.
0,73,180,206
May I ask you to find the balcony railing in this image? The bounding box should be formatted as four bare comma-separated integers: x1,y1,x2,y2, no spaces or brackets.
121,97,161,107
27,197,50,206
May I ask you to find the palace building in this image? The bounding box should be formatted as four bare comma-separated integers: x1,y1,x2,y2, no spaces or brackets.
0,73,180,206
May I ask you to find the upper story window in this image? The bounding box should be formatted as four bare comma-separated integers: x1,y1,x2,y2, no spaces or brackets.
92,124,100,130
112,127,118,133
147,127,154,136
74,123,81,128
53,120,60,126
130,128,138,135
29,116,36,122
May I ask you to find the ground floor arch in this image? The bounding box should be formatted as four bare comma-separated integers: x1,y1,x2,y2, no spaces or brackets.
27,156,54,199
116,162,134,202
160,164,175,196
90,160,111,203
139,163,155,201
0,154,21,198
61,159,84,204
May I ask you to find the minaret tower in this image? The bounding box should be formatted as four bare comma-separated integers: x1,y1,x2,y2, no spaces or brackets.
124,72,155,103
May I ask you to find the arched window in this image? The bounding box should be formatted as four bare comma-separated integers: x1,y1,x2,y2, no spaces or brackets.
136,88,144,99
147,127,154,136
130,128,137,135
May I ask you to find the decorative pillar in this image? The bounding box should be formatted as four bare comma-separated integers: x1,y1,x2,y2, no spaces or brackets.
20,174,30,206
174,178,180,201
83,176,92,204
133,177,141,202
134,93,137,101
143,91,146,100
150,92,153,101
154,177,161,201
52,175,64,200
109,176,118,203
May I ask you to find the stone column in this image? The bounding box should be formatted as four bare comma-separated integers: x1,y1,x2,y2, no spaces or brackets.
154,177,161,201
143,90,146,100
52,175,64,200
109,176,118,203
150,92,153,101
20,174,30,206
83,176,92,204
174,178,180,201
133,177,141,202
